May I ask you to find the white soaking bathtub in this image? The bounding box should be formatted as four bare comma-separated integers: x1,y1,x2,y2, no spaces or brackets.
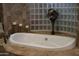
9,33,76,51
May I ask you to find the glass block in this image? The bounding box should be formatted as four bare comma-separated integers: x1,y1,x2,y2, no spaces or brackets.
56,3,60,7
39,3,43,8
44,9,47,13
64,21,66,25
31,26,34,30
68,22,71,26
43,26,46,29
64,27,67,31
29,3,77,34
30,3,35,8
47,20,50,24
42,9,44,14
35,26,38,30
31,20,34,24
39,9,42,13
43,3,47,8
39,15,42,19
60,27,62,31
35,20,38,24
48,4,51,8
35,9,39,13
39,26,43,30
66,3,71,7
52,4,55,7
39,20,43,24
35,3,39,8
35,15,39,19
68,27,71,32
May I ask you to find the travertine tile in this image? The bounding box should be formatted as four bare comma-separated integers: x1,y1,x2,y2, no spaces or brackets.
3,4,30,33
3,43,79,56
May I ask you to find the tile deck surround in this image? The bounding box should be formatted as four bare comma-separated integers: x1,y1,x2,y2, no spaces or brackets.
3,42,79,56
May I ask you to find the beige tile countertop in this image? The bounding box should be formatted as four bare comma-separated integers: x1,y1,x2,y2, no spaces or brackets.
3,42,79,56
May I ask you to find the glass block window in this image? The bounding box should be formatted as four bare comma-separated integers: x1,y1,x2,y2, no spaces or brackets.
29,3,78,35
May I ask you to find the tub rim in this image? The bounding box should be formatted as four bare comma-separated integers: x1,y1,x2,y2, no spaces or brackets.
9,33,76,51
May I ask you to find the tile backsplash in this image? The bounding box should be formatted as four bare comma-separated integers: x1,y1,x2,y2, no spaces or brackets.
2,3,78,35
29,3,78,35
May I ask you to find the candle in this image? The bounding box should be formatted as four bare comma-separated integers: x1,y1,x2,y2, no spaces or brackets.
19,24,23,27
12,22,17,25
25,25,29,28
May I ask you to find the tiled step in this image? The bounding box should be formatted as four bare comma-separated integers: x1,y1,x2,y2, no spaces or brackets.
0,46,17,56
0,46,6,53
0,53,10,56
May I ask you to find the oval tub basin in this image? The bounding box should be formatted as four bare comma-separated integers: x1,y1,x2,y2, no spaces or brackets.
9,33,76,51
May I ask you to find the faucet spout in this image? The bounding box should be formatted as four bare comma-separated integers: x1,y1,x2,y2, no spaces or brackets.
47,8,59,35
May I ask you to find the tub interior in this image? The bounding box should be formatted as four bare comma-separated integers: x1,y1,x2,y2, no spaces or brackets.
10,33,76,49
